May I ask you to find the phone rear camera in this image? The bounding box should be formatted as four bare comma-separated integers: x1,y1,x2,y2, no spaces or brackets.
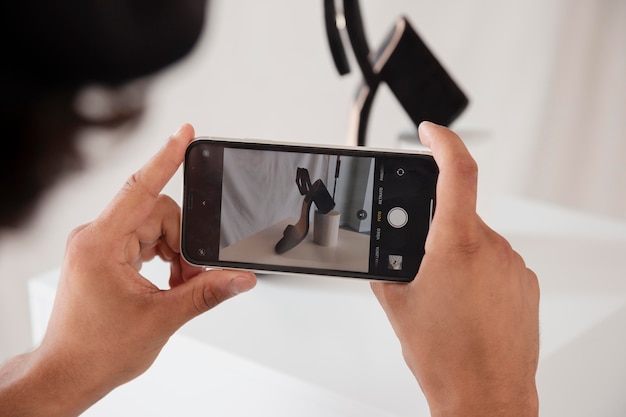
357,209,368,220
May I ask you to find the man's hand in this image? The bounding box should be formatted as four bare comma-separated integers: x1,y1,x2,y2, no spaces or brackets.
0,124,257,417
371,122,540,417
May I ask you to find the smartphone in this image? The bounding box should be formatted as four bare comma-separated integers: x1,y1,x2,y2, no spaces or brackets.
181,137,438,282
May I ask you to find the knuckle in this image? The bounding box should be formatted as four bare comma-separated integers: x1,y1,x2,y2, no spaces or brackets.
448,223,484,256
123,170,158,200
192,285,221,314
457,155,479,182
155,194,179,213
64,222,103,265
157,193,176,205
447,141,478,175
524,266,540,299
122,171,140,192
66,223,88,242
491,231,514,255
446,225,510,262
65,223,93,251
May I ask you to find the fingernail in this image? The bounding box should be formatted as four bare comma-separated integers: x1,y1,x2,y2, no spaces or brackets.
418,121,440,147
229,275,255,295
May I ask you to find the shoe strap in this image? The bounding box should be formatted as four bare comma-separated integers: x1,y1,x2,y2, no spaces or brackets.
295,167,312,195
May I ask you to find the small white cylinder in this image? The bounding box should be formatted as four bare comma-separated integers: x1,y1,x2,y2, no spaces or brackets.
313,210,341,246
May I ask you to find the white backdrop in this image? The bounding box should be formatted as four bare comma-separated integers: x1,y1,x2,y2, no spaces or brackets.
220,150,330,247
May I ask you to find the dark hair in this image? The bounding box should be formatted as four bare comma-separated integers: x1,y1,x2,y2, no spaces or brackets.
0,0,208,228
0,81,144,228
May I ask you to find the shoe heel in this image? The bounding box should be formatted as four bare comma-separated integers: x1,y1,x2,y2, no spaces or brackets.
311,179,335,214
375,17,468,127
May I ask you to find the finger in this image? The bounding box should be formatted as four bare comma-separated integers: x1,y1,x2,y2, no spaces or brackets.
169,256,205,288
169,257,186,288
97,123,195,235
160,269,257,329
418,121,479,238
130,195,181,264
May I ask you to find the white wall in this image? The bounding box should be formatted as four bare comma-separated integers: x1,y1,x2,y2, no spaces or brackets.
1,0,624,365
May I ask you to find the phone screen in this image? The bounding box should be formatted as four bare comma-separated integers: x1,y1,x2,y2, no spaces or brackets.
181,138,438,282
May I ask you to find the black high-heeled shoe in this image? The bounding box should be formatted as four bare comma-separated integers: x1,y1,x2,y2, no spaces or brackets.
275,168,335,254
324,0,468,146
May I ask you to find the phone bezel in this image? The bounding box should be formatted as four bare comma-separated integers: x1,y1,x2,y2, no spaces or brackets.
181,136,437,283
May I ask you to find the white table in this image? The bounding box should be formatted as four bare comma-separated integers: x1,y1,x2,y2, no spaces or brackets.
221,217,369,273
29,195,626,416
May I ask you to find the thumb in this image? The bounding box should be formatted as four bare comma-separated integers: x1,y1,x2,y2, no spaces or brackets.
161,269,257,328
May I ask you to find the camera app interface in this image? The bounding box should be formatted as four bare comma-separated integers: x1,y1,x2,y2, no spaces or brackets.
185,142,436,281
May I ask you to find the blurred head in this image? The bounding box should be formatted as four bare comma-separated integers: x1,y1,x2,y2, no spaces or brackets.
1,0,209,228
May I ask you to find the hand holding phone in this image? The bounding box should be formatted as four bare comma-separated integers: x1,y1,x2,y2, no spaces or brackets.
371,122,540,415
181,137,438,282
